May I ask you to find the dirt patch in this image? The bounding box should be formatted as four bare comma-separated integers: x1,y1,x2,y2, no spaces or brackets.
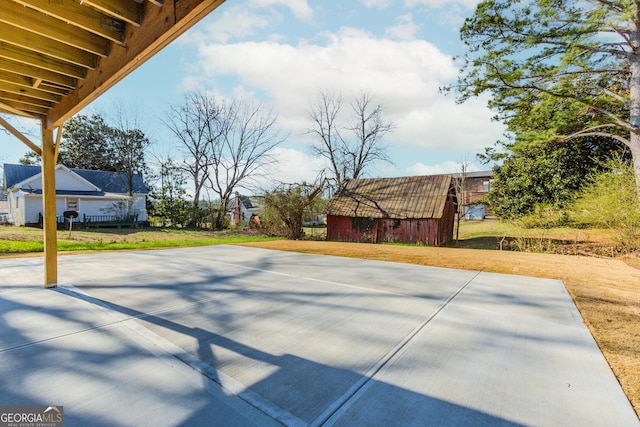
452,228,633,258
235,240,640,417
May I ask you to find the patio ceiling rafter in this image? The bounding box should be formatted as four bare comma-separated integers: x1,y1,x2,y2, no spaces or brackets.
0,0,227,287
0,0,225,127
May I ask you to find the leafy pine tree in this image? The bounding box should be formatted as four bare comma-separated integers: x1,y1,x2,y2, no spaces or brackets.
452,0,640,197
58,115,117,171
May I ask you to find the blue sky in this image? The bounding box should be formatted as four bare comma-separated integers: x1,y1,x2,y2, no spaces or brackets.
1,0,503,188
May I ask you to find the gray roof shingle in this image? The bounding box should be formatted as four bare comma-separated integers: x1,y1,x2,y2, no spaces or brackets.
3,164,148,194
3,164,40,191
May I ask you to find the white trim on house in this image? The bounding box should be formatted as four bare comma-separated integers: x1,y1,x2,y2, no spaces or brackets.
13,164,101,193
4,164,148,226
23,193,135,201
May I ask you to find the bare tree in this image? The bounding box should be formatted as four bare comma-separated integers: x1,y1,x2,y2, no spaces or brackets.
346,92,393,180
453,158,472,242
308,91,393,190
205,99,285,230
163,93,221,226
308,91,345,187
110,104,151,197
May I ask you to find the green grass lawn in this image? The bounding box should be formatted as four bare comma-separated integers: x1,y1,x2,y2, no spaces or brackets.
0,226,282,255
0,221,624,258
456,219,586,239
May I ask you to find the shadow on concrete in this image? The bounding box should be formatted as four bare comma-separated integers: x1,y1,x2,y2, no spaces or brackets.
49,283,525,427
3,247,628,426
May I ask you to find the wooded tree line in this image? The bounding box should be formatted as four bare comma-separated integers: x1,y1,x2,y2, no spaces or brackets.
19,90,392,235
21,0,640,236
156,90,392,233
452,0,640,232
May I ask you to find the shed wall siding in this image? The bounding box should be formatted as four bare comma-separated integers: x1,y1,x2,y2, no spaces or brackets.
437,197,456,245
327,213,454,246
376,218,439,245
327,216,377,243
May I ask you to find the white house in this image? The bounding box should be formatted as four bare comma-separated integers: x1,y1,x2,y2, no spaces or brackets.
0,193,8,223
2,163,148,226
228,192,261,226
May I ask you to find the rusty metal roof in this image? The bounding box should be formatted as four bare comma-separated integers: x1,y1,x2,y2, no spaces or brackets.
326,174,455,219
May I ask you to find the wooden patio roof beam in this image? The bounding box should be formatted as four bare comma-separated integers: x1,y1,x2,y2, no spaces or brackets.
0,57,76,89
0,43,86,80
81,0,142,27
0,25,97,69
0,2,109,57
13,0,125,44
45,0,226,130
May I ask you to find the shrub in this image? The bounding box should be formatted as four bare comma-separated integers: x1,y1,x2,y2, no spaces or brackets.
569,157,640,250
516,204,570,229
485,139,625,219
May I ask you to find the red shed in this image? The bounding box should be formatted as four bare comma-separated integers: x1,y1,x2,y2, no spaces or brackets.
326,175,457,246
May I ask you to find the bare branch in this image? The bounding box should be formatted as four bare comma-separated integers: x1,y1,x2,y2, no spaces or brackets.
562,125,631,147
307,90,394,190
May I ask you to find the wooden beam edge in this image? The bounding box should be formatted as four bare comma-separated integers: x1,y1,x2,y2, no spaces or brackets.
46,0,226,129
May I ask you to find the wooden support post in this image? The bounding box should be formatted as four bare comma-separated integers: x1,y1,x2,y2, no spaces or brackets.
41,123,58,288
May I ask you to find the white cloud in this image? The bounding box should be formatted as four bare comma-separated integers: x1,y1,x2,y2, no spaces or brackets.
373,162,398,177
392,93,502,152
184,26,504,181
249,0,314,21
361,0,481,9
193,26,458,106
406,160,479,176
385,14,419,41
185,7,272,44
361,0,394,9
430,4,470,30
249,147,328,190
186,0,312,45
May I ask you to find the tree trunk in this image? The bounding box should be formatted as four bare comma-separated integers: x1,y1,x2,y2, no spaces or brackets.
629,133,640,201
215,199,229,231
289,218,303,240
629,22,640,201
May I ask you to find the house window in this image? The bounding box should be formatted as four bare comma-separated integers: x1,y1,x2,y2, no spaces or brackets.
67,198,79,211
482,180,491,192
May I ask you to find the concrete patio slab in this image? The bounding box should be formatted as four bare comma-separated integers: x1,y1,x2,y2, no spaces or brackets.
0,245,637,426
